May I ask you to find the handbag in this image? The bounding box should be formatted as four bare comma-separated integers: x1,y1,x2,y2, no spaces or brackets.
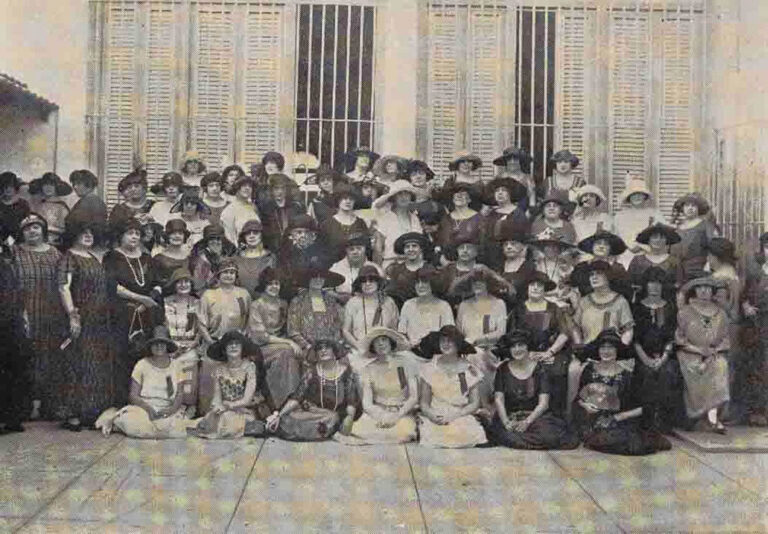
127,307,147,352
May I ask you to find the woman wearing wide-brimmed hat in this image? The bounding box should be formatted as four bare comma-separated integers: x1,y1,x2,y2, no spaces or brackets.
0,171,31,241
232,219,276,297
436,182,486,251
398,265,455,346
491,219,537,299
168,190,211,249
628,222,682,295
343,146,380,183
108,168,155,230
416,325,488,448
384,231,430,306
148,171,185,227
492,146,536,208
342,265,399,351
527,226,580,296
328,232,381,299
94,326,192,439
28,172,72,246
441,150,483,191
179,149,206,191
371,179,422,268
571,184,614,243
58,218,116,429
372,154,408,184
266,338,359,441
277,214,330,285
487,330,580,450
614,175,666,268
219,174,260,245
569,229,633,302
545,149,584,202
675,277,731,433
484,176,530,237
337,328,418,445
319,181,369,263
572,328,671,455
530,189,577,245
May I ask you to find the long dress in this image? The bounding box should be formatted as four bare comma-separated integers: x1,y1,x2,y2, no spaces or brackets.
632,298,681,429
508,302,571,416
345,354,419,444
103,249,161,406
15,246,67,419
742,260,768,418
418,358,488,448
675,302,730,418
320,215,369,263
58,251,117,425
277,362,359,441
672,219,718,283
487,363,579,449
0,251,29,428
574,363,670,455
163,294,201,411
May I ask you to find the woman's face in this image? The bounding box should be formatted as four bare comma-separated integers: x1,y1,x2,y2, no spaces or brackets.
73,182,91,198
646,280,662,298
206,181,222,198
207,237,223,255
456,243,477,262
168,231,185,247
185,161,202,175
265,279,281,298
471,279,488,296
580,194,598,209
589,271,608,290
695,284,713,300
225,341,243,361
555,160,571,174
219,269,237,286
403,241,423,261
124,183,145,201
505,159,521,173
361,184,375,198
394,191,413,209
41,183,56,198
452,191,470,209
598,343,618,362
629,193,648,207
271,185,287,203
319,178,334,194
237,184,253,200
150,342,167,358
439,336,458,356
121,228,141,249
244,231,262,248
1,185,15,200
503,240,526,259
356,156,370,171
648,233,668,250
225,171,239,188
509,341,528,361
360,277,379,295
494,187,511,205
175,278,192,296
385,161,398,174
457,161,471,174
264,161,279,175
372,336,393,357
346,244,366,263
290,228,312,243
528,281,545,300
309,276,326,291
543,201,562,220
592,239,611,258
77,228,94,248
410,171,427,187
414,279,432,297
183,200,198,217
165,184,180,199
338,196,355,212
316,343,336,362
683,202,699,219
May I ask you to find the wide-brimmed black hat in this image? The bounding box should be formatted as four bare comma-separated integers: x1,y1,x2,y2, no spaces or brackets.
706,237,737,263
351,264,384,292
493,147,532,170
636,223,681,246
201,171,225,189
164,219,190,241
448,151,483,172
0,171,24,191
262,151,285,170
581,328,632,361
578,230,628,257
522,270,556,292
452,267,509,297
164,267,193,292
285,214,318,234
170,191,212,216
394,231,430,255
118,168,148,194
486,177,528,204
550,149,580,169
373,155,408,179
527,227,576,251
29,172,72,196
207,330,260,362
142,326,178,355
539,189,575,212
344,147,380,171
496,329,533,351
150,172,184,195
62,219,106,249
673,192,711,216
406,160,435,181
355,176,388,197
332,183,362,206
416,325,476,359
293,265,346,289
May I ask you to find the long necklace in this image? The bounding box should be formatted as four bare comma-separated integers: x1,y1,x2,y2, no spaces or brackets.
119,249,145,287
318,361,341,410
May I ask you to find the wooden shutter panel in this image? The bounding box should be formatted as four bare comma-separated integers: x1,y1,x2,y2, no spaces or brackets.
608,13,651,211
145,5,177,182
193,7,235,172
556,10,593,186
468,7,504,182
657,15,695,217
428,5,459,180
242,5,283,168
104,3,138,207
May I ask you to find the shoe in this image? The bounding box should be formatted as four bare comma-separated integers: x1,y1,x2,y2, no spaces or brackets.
713,423,727,435
61,420,82,432
5,422,25,433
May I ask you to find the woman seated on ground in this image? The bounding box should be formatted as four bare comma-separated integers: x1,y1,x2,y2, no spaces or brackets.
191,330,273,439
573,329,671,456
416,325,488,448
487,330,579,450
266,339,358,441
95,327,191,438
339,328,418,445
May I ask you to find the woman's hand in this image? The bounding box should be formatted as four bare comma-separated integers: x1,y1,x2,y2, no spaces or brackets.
579,400,600,415
376,412,398,429
287,340,302,357
69,314,82,340
502,418,515,431
140,295,158,309
266,412,280,432
512,419,531,433
743,302,759,318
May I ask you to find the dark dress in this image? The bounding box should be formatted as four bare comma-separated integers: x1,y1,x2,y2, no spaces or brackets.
0,249,29,427
672,219,718,283
631,299,681,430
574,363,671,456
507,302,571,415
320,216,369,263
487,363,579,450
108,200,155,228
103,249,161,405
310,194,336,225
261,200,306,252
15,246,67,419
497,257,538,309
65,193,108,233
58,251,117,425
277,363,360,441
0,198,30,240
741,260,768,418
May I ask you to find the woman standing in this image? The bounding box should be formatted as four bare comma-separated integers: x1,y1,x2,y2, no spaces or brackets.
488,330,579,449
530,190,577,245
65,170,107,234
343,147,379,184
437,183,485,253
180,150,206,191
341,328,419,445
233,220,276,297
221,164,246,202
742,232,768,426
15,214,67,420
309,166,346,225
484,177,530,238
492,220,537,300
58,220,115,429
417,325,487,448
439,152,484,210
108,169,155,230
570,229,633,302
675,277,731,433
545,150,584,201
189,224,236,294
614,177,666,269
372,155,407,185
103,218,161,405
168,191,211,249
671,193,720,283
573,329,671,455
406,159,437,203
28,172,71,246
220,175,260,246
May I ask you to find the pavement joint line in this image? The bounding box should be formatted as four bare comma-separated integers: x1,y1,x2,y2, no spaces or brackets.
545,450,627,534
224,437,266,534
676,445,766,502
12,435,126,534
403,444,430,534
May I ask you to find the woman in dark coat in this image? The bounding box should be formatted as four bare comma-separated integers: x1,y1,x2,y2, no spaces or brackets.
742,232,768,426
0,171,30,241
108,169,155,230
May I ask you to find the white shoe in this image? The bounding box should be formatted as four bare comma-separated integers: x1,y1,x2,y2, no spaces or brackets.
94,408,118,436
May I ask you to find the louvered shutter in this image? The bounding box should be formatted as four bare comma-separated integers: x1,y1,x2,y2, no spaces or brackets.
242,5,283,167
468,6,504,182
657,14,695,217
428,5,459,179
556,10,593,186
104,3,138,207
193,6,235,172
608,13,651,211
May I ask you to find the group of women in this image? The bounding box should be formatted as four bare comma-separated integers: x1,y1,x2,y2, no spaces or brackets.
0,144,766,456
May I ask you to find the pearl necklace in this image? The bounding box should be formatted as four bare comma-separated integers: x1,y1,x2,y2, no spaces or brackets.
118,249,145,287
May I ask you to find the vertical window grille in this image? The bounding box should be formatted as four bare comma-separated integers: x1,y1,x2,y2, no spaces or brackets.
294,4,376,169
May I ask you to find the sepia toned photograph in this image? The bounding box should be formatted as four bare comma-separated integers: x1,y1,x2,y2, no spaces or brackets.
0,0,767,531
